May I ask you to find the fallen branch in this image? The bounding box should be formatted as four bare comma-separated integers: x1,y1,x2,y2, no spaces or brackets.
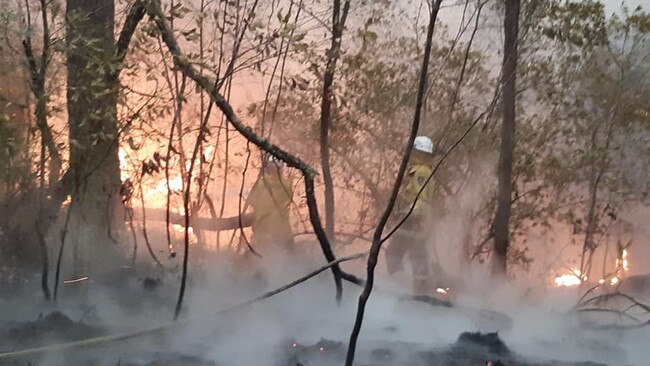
576,307,642,324
573,286,650,331
0,252,367,360
575,284,603,308
578,291,650,313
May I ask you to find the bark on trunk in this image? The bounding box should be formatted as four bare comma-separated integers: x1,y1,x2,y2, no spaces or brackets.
319,0,350,243
66,0,122,277
491,0,520,276
580,167,602,277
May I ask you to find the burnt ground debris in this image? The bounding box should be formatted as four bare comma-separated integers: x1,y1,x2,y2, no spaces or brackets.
0,313,616,366
280,332,610,366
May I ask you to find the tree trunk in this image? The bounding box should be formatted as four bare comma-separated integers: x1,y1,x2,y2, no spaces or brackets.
66,0,122,277
319,0,350,243
580,166,602,277
492,0,520,276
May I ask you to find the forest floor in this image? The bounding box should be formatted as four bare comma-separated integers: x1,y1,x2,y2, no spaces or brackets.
0,259,646,366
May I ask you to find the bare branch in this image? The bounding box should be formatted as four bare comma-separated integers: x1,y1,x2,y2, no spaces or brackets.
110,0,147,80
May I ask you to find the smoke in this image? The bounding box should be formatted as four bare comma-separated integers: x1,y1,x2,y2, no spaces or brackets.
2,159,647,366
3,238,648,366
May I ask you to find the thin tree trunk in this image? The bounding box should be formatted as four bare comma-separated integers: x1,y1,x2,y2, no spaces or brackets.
319,0,350,243
22,0,61,185
35,218,51,300
345,1,442,364
491,0,520,276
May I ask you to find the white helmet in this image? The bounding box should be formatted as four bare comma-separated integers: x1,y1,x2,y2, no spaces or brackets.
414,136,434,154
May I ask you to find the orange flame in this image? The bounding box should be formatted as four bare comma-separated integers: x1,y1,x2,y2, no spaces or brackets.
554,269,585,287
436,288,449,295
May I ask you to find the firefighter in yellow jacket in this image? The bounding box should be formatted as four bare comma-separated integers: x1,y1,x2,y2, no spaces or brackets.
386,135,436,295
244,154,295,254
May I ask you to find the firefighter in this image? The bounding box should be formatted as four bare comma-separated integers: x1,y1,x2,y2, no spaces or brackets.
385,135,437,295
244,153,295,254
163,153,294,252
234,154,295,288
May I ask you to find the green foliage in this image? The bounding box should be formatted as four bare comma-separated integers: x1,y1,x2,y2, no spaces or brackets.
537,0,607,47
510,3,650,272
0,109,30,195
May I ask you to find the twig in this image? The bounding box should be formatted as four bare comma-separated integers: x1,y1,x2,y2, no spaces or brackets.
580,292,650,313
575,284,602,308
576,307,642,324
164,75,187,258
138,182,164,270
53,198,74,301
236,141,259,255
35,217,51,300
126,208,138,265
267,0,303,139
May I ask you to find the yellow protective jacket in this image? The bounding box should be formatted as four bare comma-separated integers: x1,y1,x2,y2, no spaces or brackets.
245,173,294,247
394,163,434,234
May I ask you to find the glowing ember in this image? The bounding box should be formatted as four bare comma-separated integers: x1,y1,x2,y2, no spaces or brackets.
617,249,630,272
172,224,198,245
119,148,130,181
436,287,449,295
291,343,297,348
610,276,620,285
173,224,194,234
554,269,585,287
63,276,89,284
204,145,215,161
150,176,184,196
319,347,325,352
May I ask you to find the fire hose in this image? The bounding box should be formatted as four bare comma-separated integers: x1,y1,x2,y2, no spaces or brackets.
132,208,254,231
0,252,367,360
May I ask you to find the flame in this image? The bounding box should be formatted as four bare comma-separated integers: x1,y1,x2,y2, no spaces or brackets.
150,176,184,197
554,269,585,287
602,248,630,286
617,249,630,272
554,248,632,288
119,148,130,181
204,145,215,161
436,287,449,295
173,224,194,234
